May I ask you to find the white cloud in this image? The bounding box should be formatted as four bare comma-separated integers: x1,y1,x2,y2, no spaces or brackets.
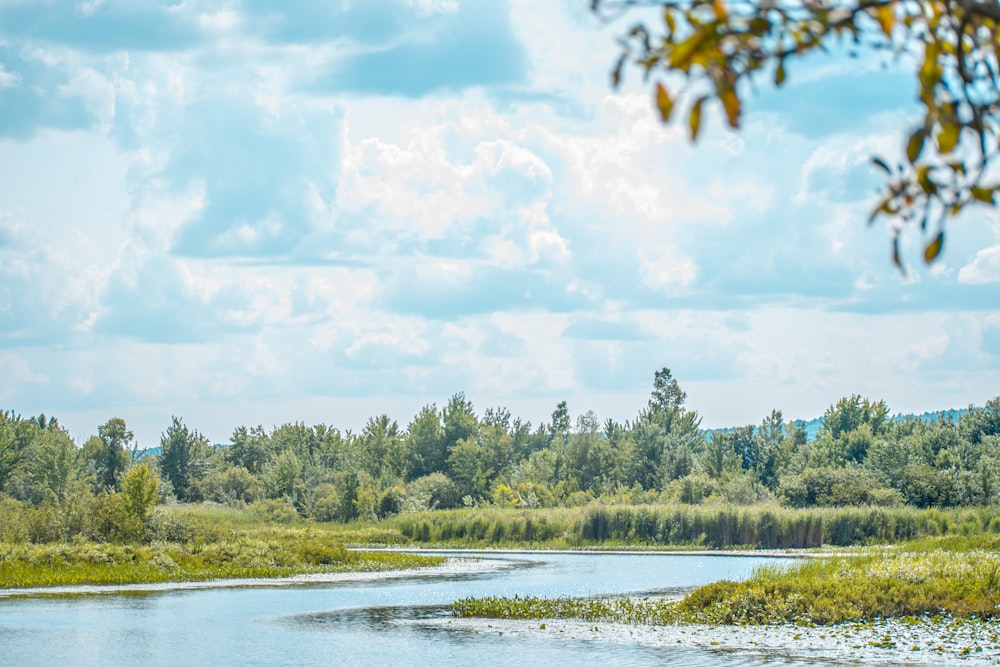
0,0,995,447
958,244,1000,284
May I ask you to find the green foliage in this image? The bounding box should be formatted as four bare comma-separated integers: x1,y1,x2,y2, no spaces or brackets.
596,0,1000,266
0,372,998,561
121,464,159,523
456,538,1000,625
159,416,211,501
196,466,263,505
779,466,902,508
248,498,300,524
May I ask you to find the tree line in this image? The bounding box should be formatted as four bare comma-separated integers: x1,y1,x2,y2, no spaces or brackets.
1,368,998,541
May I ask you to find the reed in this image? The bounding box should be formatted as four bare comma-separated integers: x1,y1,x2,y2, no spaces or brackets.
389,504,1000,549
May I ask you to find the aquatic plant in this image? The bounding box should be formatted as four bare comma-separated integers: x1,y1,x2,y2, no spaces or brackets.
454,539,1000,626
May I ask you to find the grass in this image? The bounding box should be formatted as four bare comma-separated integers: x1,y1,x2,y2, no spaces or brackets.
0,503,439,589
453,536,1000,626
389,504,1000,549
0,539,441,588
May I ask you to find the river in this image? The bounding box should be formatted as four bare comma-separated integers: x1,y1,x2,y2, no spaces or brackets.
0,551,953,666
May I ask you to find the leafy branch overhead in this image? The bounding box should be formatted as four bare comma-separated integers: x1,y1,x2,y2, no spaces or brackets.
594,0,1000,268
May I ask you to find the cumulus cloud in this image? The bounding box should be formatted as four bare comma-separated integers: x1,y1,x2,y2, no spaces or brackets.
958,244,1000,284
0,0,995,445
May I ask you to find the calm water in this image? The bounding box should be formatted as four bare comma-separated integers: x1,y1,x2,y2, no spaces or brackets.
0,552,825,666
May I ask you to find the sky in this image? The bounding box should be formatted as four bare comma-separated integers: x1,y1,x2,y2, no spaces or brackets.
0,0,998,448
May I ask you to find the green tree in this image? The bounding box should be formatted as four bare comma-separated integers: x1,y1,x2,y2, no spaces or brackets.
0,411,30,494
596,0,1000,265
648,368,686,416
962,397,1000,445
28,427,82,504
443,392,478,456
227,425,272,474
159,416,211,501
87,418,134,492
406,405,446,479
264,449,303,501
121,464,159,523
361,415,407,481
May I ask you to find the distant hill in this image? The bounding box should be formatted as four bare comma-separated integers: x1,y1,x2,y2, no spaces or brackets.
707,407,971,442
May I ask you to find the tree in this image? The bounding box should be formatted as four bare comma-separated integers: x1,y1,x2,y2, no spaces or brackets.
0,411,30,494
121,464,159,523
406,405,446,479
88,418,134,492
227,425,272,474
595,0,1000,266
159,416,211,501
443,393,478,454
649,367,686,416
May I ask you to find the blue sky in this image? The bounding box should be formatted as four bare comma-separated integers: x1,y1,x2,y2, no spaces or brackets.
1,0,997,447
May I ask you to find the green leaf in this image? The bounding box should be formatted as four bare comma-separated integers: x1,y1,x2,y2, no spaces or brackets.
689,97,706,142
774,61,786,86
924,231,944,263
655,82,674,122
906,128,927,163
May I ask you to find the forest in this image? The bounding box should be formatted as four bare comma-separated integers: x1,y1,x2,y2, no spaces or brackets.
1,368,998,546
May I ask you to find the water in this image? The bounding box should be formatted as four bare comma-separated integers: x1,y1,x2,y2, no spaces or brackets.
0,552,825,666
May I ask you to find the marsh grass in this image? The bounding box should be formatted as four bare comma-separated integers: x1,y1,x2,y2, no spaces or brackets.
391,504,1000,549
0,539,440,588
455,537,1000,626
0,503,439,589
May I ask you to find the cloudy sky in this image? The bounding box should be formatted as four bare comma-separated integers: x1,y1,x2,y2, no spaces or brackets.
1,0,997,447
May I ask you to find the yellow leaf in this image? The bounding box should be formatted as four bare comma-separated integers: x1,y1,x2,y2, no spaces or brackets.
924,231,944,263
655,82,674,122
917,166,936,194
720,89,741,129
713,0,728,21
876,4,895,36
938,123,960,154
689,97,706,142
664,8,676,35
971,186,995,204
669,32,706,69
774,61,786,86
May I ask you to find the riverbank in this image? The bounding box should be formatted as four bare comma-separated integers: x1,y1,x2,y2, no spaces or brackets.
454,537,1000,625
432,614,1000,665
0,553,509,598
0,539,444,589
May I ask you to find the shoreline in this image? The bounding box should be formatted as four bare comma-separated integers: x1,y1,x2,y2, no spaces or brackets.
424,615,1000,665
359,546,834,558
0,555,513,599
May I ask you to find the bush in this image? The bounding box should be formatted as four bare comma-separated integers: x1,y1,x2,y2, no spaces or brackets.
248,498,299,524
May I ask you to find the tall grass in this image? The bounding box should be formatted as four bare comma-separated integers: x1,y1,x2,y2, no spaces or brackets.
390,504,1000,549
